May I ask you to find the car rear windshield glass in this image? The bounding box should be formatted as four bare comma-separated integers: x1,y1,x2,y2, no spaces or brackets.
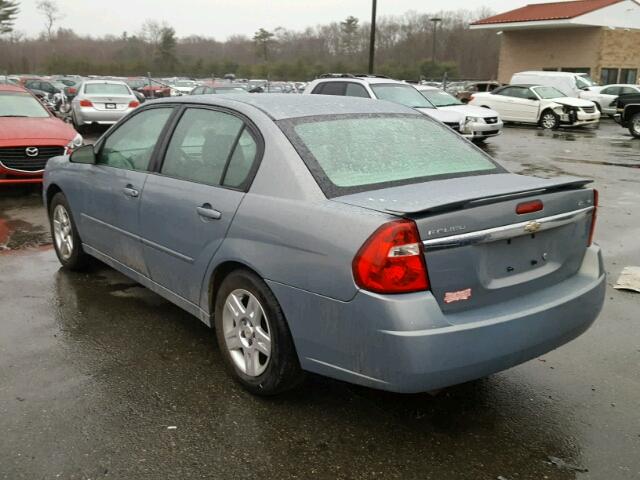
420,89,463,107
370,84,435,109
84,83,130,95
281,114,502,197
0,92,49,118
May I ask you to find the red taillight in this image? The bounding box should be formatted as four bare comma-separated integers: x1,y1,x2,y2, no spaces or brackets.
588,189,598,246
69,87,77,94
516,200,543,215
129,100,140,108
79,99,93,107
353,219,429,294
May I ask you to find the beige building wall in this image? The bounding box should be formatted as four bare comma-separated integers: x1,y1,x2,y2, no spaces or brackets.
497,27,602,83
599,28,640,73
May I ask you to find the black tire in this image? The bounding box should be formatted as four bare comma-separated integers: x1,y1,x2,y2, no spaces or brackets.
71,112,85,135
539,109,560,130
472,137,487,144
214,269,304,395
48,192,91,270
629,113,640,139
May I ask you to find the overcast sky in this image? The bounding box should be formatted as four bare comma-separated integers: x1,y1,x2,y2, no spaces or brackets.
14,0,535,39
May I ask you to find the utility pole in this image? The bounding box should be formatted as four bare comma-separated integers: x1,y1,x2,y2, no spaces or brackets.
430,17,442,63
368,0,377,74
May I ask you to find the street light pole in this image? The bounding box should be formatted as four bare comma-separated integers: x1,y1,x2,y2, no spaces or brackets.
430,17,442,63
368,0,377,74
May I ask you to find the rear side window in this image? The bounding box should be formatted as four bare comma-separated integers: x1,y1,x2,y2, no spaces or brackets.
313,82,346,96
281,114,502,197
162,108,243,185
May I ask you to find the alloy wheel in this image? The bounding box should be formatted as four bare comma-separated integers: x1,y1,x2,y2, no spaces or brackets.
222,289,272,377
52,204,74,260
541,113,557,129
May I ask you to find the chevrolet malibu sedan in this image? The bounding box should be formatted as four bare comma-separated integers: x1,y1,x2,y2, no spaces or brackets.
43,95,605,395
71,80,140,132
470,84,600,129
0,84,82,185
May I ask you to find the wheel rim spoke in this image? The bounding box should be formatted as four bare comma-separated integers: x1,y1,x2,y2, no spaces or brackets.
52,205,74,260
221,288,271,378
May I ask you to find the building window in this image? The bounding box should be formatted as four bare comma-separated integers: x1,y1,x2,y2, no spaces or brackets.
601,68,619,85
543,67,560,71
620,69,638,84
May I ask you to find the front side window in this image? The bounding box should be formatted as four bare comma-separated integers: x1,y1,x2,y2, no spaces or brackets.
371,84,435,109
85,83,131,96
0,92,50,118
161,108,246,186
98,107,173,171
281,114,502,197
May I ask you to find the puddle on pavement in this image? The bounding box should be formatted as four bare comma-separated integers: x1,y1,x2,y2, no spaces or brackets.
0,217,51,252
516,162,572,178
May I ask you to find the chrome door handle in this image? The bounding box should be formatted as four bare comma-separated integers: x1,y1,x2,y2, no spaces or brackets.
123,185,139,197
196,204,222,220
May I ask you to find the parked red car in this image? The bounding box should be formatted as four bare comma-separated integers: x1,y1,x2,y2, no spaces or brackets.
0,84,81,185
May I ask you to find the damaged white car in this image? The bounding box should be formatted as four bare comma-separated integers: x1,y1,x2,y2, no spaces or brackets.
469,84,600,129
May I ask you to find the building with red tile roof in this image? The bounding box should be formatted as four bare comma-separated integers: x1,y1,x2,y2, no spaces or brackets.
471,0,640,84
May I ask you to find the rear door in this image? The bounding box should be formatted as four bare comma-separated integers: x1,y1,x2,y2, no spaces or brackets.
80,106,175,273
139,106,260,304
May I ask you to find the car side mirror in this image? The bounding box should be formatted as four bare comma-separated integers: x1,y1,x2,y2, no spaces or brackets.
70,144,96,164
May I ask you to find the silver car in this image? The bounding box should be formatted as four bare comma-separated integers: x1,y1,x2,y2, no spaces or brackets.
43,95,604,395
71,80,140,131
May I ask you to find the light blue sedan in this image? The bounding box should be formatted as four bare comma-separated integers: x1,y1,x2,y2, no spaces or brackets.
44,94,605,395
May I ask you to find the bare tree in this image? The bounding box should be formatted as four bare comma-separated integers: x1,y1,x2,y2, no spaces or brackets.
37,0,62,41
0,0,19,35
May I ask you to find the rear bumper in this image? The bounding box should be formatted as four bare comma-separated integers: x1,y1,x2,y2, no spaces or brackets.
269,245,605,393
74,107,133,125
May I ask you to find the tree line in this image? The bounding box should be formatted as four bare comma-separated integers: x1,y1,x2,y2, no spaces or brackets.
0,1,500,81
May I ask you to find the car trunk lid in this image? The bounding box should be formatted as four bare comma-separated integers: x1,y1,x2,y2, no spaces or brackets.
87,95,132,111
334,174,596,316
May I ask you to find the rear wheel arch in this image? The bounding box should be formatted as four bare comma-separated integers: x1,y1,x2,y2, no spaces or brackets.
624,104,640,122
208,261,264,314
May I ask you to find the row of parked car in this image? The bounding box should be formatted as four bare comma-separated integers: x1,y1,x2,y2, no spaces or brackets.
3,69,640,186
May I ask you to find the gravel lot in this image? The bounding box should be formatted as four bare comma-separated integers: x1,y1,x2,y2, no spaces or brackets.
1,120,639,480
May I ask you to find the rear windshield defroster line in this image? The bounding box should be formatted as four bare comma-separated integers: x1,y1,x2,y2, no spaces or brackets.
277,113,505,198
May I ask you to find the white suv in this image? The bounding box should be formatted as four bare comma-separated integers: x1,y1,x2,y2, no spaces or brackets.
304,75,503,142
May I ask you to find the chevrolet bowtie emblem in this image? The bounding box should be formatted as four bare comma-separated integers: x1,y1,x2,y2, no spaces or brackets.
524,221,542,233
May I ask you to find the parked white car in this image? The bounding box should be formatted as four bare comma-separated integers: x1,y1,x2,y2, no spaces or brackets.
579,84,640,115
416,85,503,141
305,76,488,138
172,79,198,96
469,85,600,129
510,71,598,98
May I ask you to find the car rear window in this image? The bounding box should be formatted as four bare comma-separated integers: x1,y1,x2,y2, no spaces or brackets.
84,83,130,95
280,114,503,197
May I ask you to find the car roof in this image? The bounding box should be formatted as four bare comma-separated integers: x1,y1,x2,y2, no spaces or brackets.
0,84,29,93
82,79,129,85
314,76,403,86
152,93,418,120
514,71,585,77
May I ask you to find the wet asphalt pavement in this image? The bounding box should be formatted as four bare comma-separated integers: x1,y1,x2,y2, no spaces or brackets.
1,120,639,480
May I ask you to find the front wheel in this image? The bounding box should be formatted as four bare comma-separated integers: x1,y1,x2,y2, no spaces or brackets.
214,270,304,395
540,110,560,130
629,113,640,139
49,192,90,270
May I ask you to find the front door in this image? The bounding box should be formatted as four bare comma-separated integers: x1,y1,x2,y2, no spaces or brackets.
80,107,174,274
139,107,260,304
